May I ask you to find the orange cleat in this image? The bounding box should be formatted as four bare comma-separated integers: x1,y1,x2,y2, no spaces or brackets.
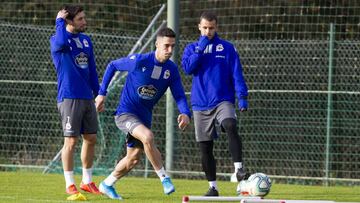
66,184,80,195
80,182,101,194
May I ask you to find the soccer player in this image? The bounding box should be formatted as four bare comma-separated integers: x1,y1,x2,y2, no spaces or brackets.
181,11,249,196
50,5,101,197
95,27,191,200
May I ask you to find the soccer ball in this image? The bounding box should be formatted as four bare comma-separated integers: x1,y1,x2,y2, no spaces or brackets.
236,173,272,197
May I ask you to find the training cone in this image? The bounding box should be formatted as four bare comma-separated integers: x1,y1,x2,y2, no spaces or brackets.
66,193,87,201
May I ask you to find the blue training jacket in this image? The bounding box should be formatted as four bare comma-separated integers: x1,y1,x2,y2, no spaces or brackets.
50,18,99,102
99,52,191,128
182,33,248,111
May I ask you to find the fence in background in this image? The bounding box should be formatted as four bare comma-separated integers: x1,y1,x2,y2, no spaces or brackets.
1,1,360,185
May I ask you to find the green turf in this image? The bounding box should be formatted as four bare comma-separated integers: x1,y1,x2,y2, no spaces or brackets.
1,171,360,202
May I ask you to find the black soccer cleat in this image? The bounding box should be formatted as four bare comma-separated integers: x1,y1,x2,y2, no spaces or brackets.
236,167,250,181
204,187,219,196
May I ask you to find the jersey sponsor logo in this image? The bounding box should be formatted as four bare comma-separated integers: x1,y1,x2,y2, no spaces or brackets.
75,52,89,69
216,44,224,52
215,55,225,59
137,85,157,100
163,70,170,79
130,55,136,60
83,39,89,47
151,65,162,79
72,37,83,48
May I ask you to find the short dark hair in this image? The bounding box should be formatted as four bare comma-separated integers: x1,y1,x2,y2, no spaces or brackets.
200,11,218,23
63,5,84,21
157,27,176,38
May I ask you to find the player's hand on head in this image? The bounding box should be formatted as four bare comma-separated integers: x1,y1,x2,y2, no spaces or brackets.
56,9,68,20
177,114,190,131
95,95,106,112
239,98,248,112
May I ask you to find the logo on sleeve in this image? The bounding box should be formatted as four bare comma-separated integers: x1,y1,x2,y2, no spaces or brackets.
75,52,89,69
137,85,158,100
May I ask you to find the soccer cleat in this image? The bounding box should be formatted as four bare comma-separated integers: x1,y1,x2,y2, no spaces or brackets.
80,181,101,194
66,184,79,195
204,187,219,196
236,167,249,182
161,177,175,195
66,192,87,201
99,182,122,200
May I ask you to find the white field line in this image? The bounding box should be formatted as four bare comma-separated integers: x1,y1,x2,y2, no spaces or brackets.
0,195,69,203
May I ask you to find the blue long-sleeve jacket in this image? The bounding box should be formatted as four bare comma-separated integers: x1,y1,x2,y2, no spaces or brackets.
182,33,248,111
50,18,99,102
99,52,191,128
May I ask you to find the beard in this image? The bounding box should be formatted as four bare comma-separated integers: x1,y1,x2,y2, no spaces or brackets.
75,26,86,33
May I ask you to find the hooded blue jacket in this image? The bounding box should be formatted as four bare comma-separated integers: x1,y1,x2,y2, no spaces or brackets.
182,33,248,111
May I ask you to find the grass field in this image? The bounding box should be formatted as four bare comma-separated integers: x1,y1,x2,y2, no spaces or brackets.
1,171,360,203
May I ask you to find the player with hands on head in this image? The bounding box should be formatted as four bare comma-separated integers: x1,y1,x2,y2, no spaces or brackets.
182,11,249,196
50,4,101,200
95,27,191,200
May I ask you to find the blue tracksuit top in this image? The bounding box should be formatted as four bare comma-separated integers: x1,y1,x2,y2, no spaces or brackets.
182,33,248,111
50,18,99,102
99,52,191,128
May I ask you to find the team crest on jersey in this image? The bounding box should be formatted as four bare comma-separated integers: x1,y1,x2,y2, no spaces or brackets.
163,70,170,79
75,52,89,69
137,85,157,100
142,67,147,72
83,39,89,47
216,44,224,52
